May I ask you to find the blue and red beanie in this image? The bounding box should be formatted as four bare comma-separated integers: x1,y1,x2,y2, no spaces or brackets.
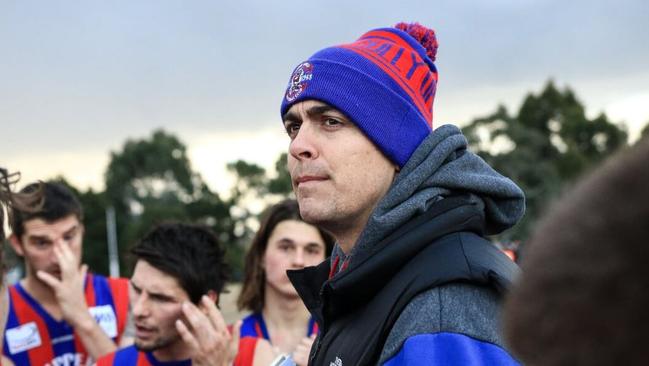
280,22,439,168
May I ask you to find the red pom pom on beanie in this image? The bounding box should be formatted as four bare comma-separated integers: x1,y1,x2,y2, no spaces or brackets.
395,22,438,62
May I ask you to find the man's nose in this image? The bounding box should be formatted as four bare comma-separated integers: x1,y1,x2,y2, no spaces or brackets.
132,292,150,318
289,122,318,161
293,248,306,267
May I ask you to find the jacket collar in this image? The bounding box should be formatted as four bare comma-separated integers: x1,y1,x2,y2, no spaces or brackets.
289,194,484,325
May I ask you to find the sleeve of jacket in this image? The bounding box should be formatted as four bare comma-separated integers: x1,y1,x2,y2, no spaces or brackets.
379,283,519,365
382,332,520,365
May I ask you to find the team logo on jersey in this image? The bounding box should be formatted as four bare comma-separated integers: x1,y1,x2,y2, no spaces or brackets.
5,321,42,354
329,356,343,366
285,62,313,102
89,305,118,338
45,352,83,366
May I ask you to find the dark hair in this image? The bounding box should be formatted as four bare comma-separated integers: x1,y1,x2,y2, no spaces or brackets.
10,181,82,239
0,168,20,242
237,199,335,312
504,138,649,366
1,169,43,282
131,222,230,305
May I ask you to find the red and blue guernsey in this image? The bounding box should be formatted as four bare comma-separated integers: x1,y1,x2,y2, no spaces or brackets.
2,273,129,366
234,313,318,366
96,345,190,366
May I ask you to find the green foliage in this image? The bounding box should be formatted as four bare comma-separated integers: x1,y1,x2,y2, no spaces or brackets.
76,129,293,280
102,129,242,277
227,153,292,198
76,189,111,275
641,121,649,140
227,160,267,200
7,130,291,282
105,130,196,211
224,153,293,264
268,153,293,195
463,81,628,244
18,80,628,281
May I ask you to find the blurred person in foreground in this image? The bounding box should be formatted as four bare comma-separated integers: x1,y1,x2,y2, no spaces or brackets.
97,222,237,366
3,181,132,365
0,169,42,354
280,21,525,365
504,138,649,365
235,200,334,366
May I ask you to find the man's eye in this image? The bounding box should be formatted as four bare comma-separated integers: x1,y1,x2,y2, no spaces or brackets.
323,117,342,126
285,122,300,135
307,248,322,255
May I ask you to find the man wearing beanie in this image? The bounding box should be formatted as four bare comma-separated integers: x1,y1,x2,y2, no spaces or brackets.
282,23,524,365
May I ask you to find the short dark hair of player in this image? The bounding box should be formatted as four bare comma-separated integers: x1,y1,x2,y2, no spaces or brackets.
10,181,82,239
237,199,335,313
131,222,230,305
503,137,649,366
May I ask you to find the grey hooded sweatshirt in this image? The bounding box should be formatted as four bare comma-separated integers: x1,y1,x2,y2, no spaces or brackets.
291,124,525,365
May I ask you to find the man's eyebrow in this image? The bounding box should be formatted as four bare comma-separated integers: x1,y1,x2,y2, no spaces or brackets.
149,291,175,301
277,237,296,244
27,234,50,242
130,282,176,300
63,225,79,236
282,110,300,123
282,105,339,123
306,105,336,117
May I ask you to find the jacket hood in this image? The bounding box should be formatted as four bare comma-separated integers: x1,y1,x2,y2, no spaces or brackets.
332,124,525,272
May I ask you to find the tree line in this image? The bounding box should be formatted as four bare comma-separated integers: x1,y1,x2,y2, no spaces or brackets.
4,81,646,278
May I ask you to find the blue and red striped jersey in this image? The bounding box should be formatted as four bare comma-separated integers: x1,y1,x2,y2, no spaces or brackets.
234,313,318,366
2,273,130,366
97,345,190,366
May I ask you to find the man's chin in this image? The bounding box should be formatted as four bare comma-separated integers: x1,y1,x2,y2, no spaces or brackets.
134,334,178,353
134,339,160,352
282,285,301,297
296,199,329,224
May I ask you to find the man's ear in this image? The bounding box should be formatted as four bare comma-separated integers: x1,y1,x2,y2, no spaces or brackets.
206,289,219,304
9,234,24,256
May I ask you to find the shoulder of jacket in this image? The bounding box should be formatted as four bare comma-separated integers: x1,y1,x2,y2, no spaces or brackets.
379,282,505,363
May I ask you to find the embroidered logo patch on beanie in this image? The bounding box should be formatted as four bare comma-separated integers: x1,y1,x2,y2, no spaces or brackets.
286,62,314,102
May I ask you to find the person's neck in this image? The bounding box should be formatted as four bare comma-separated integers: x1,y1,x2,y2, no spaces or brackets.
326,210,373,255
262,286,312,354
331,226,365,255
22,271,91,321
262,288,311,331
21,274,59,312
152,339,192,362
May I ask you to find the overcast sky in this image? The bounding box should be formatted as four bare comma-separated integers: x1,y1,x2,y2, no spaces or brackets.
2,0,648,195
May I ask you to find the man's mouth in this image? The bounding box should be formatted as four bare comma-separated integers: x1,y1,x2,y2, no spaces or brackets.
135,324,156,338
295,175,328,186
47,267,62,277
